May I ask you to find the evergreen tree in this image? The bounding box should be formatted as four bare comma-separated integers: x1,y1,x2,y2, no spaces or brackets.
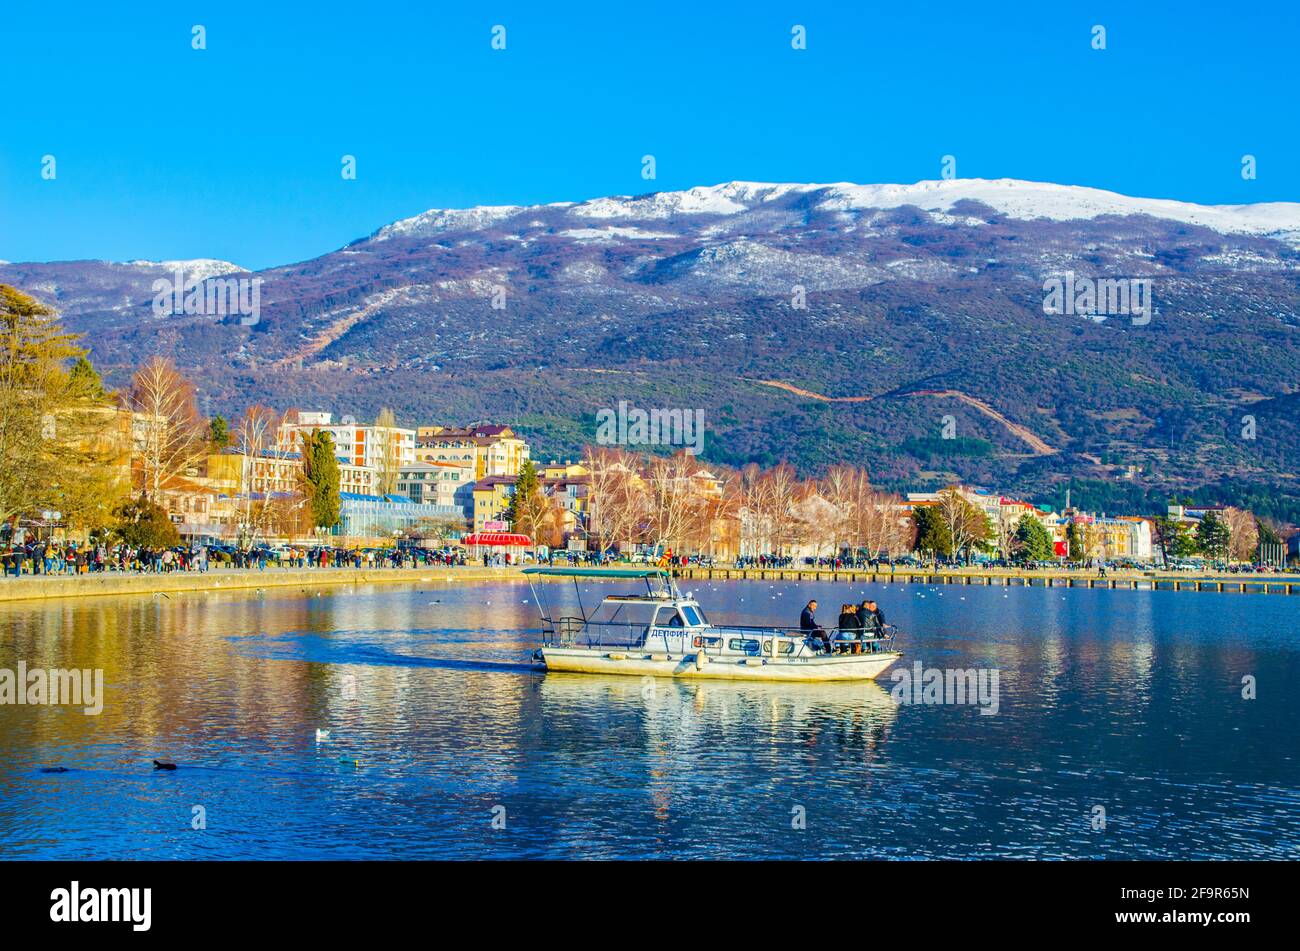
0,284,114,526
208,414,230,450
300,430,341,529
504,459,549,541
1013,515,1054,562
1195,511,1231,560
911,506,953,557
1154,516,1196,562
68,355,107,399
111,493,181,548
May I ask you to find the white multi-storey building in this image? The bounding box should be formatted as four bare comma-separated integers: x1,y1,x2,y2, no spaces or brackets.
280,411,416,477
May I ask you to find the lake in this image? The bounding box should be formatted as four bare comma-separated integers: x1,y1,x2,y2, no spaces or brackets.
1,576,1296,859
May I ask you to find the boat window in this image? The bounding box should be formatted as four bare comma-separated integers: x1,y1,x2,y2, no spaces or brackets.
654,607,685,628
681,606,704,626
591,601,658,629
728,638,761,654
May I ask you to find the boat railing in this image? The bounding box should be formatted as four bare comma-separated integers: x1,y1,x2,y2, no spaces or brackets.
541,618,659,650
541,619,899,654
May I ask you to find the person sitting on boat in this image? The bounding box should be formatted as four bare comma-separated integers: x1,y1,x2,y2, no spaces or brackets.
836,603,862,654
860,600,887,640
858,600,878,637
800,600,831,654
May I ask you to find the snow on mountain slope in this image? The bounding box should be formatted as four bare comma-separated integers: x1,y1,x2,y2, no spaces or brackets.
124,258,246,279
570,183,808,220
810,179,1300,238
365,178,1300,243
371,202,576,240
559,226,676,242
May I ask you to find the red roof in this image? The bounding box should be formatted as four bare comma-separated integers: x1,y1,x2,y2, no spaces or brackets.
462,532,532,547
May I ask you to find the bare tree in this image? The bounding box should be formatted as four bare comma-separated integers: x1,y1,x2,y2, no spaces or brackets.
937,487,990,562
792,490,840,559
231,404,283,548
688,470,738,559
374,407,401,496
1222,506,1259,562
820,464,859,556
992,507,1019,561
645,452,703,555
762,464,800,556
860,486,910,557
583,445,646,556
127,356,206,500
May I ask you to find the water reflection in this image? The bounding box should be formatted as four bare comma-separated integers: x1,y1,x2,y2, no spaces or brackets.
0,580,1296,859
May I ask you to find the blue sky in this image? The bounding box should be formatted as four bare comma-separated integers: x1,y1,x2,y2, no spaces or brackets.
2,1,1296,270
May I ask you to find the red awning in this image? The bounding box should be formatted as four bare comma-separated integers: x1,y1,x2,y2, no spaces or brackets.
462,532,532,547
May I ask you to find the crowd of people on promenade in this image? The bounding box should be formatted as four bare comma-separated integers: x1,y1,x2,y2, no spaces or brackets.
0,541,469,578
733,554,797,569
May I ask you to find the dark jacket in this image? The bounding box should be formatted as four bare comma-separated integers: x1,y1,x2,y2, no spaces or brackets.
837,610,858,633
799,606,818,631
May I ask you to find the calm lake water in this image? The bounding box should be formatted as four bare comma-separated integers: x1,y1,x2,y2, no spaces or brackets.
1,576,1296,859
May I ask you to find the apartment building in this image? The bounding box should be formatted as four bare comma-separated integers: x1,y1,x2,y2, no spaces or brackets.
396,460,475,517
279,411,416,485
416,424,529,480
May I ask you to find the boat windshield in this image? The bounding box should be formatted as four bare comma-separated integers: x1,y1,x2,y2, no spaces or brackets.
681,605,708,626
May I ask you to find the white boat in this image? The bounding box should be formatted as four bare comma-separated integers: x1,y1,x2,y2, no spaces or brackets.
525,567,902,683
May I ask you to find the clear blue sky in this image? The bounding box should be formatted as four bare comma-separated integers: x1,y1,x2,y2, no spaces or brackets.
3,1,1296,270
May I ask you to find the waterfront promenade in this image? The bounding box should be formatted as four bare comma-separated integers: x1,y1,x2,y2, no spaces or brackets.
0,565,528,603
676,565,1300,594
3,562,1299,604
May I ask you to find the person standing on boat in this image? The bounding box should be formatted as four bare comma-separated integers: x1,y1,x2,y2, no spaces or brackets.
800,600,831,654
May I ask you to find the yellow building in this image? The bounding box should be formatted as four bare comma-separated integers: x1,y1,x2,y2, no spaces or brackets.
416,424,530,480
540,462,590,544
471,475,516,532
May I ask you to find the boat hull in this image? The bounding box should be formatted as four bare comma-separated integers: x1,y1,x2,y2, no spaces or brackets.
540,647,901,682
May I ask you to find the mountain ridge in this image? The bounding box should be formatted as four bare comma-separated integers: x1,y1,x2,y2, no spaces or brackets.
3,176,1299,518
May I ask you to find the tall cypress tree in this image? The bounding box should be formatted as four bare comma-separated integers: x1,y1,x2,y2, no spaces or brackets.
300,429,341,529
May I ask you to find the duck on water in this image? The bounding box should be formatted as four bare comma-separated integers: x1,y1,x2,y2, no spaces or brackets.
525,567,902,683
